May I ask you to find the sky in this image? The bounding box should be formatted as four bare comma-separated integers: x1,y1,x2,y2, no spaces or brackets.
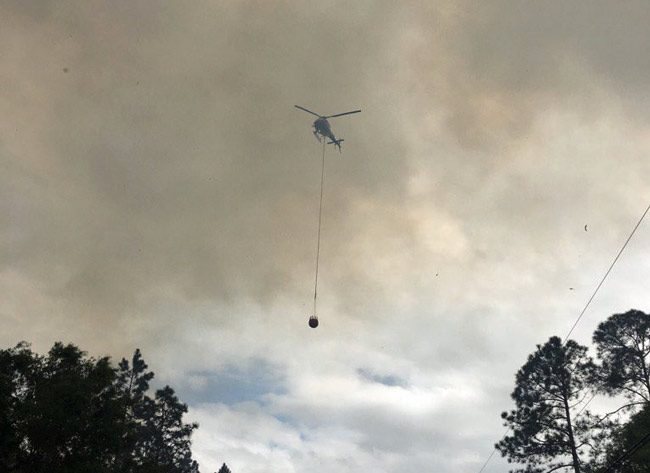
2,1,650,472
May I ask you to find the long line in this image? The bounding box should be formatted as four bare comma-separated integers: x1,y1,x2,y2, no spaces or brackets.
476,446,498,473
563,202,650,343
476,202,650,473
562,204,650,424
313,139,326,315
603,430,650,472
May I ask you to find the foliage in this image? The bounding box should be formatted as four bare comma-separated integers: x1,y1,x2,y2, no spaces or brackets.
597,404,650,473
0,342,199,473
217,463,232,473
134,386,199,473
593,310,650,404
496,336,601,473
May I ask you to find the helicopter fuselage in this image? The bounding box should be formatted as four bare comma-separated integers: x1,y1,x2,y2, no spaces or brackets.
313,117,337,143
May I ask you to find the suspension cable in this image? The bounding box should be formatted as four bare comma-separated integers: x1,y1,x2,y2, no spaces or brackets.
313,139,326,316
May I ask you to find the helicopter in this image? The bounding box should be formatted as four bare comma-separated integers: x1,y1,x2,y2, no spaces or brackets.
294,105,361,152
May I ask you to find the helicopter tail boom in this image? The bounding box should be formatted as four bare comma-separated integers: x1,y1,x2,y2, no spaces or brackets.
327,138,344,153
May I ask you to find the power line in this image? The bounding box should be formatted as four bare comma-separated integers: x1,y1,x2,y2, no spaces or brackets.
574,392,597,417
476,435,500,473
602,430,650,473
565,203,650,419
475,202,650,472
563,203,650,343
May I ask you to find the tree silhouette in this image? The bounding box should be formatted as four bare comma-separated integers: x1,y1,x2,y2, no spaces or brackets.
117,348,157,472
593,309,650,405
135,386,199,473
496,337,600,473
0,342,199,473
599,404,650,473
217,463,232,473
6,342,125,473
118,348,155,407
0,343,37,471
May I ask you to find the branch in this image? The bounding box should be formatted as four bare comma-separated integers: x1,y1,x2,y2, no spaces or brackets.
597,401,647,423
620,384,647,400
545,464,574,473
575,439,596,451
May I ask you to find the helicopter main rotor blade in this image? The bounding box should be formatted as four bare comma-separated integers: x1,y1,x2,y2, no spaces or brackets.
294,105,322,118
325,109,362,119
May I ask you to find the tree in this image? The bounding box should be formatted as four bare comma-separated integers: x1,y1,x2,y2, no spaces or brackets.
0,342,200,473
598,404,650,473
216,462,232,473
593,310,650,405
12,342,125,473
135,386,199,473
117,348,155,408
496,337,600,473
116,348,156,473
0,343,37,471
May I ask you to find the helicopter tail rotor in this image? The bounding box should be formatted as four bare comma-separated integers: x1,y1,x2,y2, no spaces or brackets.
327,138,344,152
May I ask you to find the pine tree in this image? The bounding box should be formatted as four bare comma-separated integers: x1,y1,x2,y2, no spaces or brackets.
593,309,650,404
496,337,600,473
3,342,124,473
0,342,200,473
599,404,650,472
136,386,199,473
116,348,156,472
217,463,232,473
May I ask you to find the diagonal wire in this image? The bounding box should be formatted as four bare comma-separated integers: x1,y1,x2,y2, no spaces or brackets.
476,441,500,473
563,203,650,343
563,203,650,420
602,430,650,473
574,392,597,416
476,202,650,473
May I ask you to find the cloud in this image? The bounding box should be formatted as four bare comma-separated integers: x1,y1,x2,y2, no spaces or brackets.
177,361,286,405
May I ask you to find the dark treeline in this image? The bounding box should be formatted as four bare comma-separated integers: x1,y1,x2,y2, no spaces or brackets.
0,342,230,473
497,309,650,473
